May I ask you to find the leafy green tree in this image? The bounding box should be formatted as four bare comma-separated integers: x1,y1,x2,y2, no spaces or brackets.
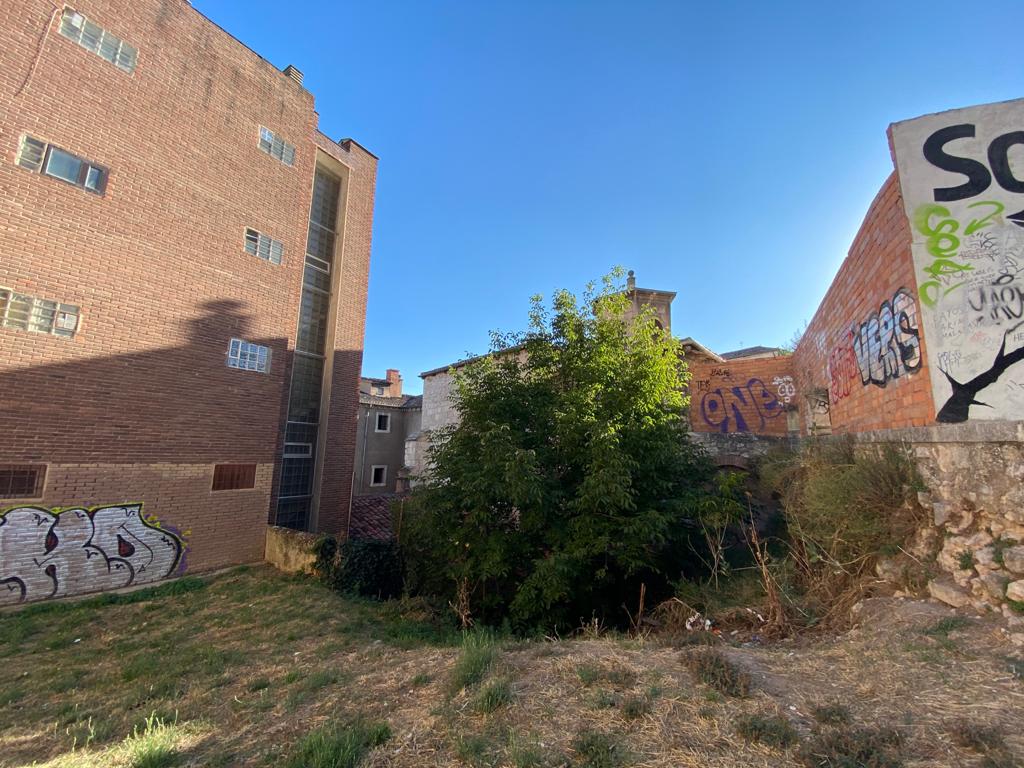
403,270,715,631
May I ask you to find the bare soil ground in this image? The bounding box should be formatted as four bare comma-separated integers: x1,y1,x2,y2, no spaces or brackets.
1,566,1022,767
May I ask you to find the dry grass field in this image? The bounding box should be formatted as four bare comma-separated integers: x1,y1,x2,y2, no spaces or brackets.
1,566,1022,768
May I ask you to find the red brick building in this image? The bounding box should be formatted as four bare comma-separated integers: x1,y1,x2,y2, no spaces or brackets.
0,0,376,603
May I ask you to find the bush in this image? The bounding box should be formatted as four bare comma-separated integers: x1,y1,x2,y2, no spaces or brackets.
759,439,925,625
315,536,403,600
734,713,798,748
447,630,499,696
401,270,714,632
682,649,751,697
798,727,902,768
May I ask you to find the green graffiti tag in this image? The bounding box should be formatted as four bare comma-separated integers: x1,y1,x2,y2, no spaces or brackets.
913,201,1003,307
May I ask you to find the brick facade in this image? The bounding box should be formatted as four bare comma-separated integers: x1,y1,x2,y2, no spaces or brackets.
791,173,935,433
688,354,797,437
0,0,375,602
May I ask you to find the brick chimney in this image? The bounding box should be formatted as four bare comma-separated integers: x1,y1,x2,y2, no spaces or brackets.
386,369,402,397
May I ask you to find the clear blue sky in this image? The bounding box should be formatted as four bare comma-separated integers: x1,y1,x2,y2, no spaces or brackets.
196,1,1022,395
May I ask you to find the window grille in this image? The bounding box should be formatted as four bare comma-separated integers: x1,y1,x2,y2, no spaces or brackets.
258,126,296,166
227,338,270,373
244,228,284,265
16,135,107,194
0,288,79,338
0,465,46,498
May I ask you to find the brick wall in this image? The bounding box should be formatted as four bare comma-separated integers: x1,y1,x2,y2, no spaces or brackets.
791,173,935,433
689,355,797,436
0,0,374,601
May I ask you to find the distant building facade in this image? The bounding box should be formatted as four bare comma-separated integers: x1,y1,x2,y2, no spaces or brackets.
353,370,422,495
1,0,377,604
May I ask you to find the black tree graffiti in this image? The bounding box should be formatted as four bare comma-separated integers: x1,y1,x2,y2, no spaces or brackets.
936,319,1024,422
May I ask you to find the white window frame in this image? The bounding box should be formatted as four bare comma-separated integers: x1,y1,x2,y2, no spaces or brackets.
258,126,296,166
226,338,271,373
369,465,388,487
0,287,80,338
374,412,391,433
283,442,312,458
244,227,284,265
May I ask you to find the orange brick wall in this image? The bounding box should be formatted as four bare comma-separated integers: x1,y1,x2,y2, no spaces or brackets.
791,173,935,433
0,0,374,599
689,356,796,436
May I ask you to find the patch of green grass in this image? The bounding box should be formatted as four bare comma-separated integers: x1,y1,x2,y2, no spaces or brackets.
922,616,970,638
620,695,652,721
410,673,432,687
734,713,798,749
991,538,1018,568
575,663,637,688
448,630,499,695
248,677,271,692
592,690,620,709
117,713,183,768
0,686,25,707
798,726,902,768
475,679,514,713
571,729,629,768
455,732,498,767
811,702,851,725
682,649,751,698
509,733,560,768
284,670,304,684
121,655,163,683
957,550,975,571
285,719,390,768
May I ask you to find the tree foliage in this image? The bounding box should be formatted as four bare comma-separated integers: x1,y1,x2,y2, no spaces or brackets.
402,270,714,631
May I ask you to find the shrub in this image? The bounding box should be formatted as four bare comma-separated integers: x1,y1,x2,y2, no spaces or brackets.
759,439,925,626
620,695,652,720
811,702,851,725
734,713,798,748
315,536,403,600
949,720,1005,753
682,649,751,697
571,729,629,768
798,727,902,768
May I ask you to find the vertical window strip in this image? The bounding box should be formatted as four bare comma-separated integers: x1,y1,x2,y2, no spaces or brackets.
59,9,138,73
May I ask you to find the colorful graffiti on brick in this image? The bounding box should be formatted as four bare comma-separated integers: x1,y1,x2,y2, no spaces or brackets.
0,504,185,605
825,288,921,401
700,378,785,433
851,288,922,387
892,99,1024,422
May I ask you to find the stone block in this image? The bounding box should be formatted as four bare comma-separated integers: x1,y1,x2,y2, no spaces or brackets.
1002,546,1024,575
928,579,970,608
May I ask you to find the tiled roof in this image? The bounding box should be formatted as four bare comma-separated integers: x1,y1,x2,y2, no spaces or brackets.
349,495,400,540
358,393,423,409
719,345,780,360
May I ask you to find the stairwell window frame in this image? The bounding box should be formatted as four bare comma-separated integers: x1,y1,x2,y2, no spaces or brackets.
59,9,139,74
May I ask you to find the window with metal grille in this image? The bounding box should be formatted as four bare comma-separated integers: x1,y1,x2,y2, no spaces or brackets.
0,288,80,338
212,463,257,491
375,413,391,433
0,465,46,498
16,135,107,194
59,9,138,73
227,339,270,373
244,228,284,265
258,126,296,166
370,465,387,487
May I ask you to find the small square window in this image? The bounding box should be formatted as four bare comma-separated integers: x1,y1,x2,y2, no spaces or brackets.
257,126,296,166
375,413,390,433
244,228,283,265
0,464,46,498
16,136,45,172
370,465,387,487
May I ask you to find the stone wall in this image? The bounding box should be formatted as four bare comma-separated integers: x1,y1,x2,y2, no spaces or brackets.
855,420,1024,628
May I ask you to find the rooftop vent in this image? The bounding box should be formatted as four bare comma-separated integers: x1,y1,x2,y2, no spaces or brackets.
282,65,303,85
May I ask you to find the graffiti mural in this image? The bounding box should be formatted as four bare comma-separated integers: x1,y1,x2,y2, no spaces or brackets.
0,504,185,605
700,378,785,433
850,288,922,387
772,375,796,404
892,100,1024,421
